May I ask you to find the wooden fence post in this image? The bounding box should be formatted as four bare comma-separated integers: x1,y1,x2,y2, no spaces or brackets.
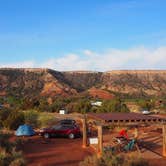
163,124,166,157
82,117,87,148
97,125,103,157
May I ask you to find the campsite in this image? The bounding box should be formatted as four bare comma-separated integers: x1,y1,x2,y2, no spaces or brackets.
0,96,166,165
4,112,164,166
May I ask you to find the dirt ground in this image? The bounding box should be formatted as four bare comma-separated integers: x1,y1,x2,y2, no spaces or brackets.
20,126,166,166
21,136,93,166
19,114,166,166
101,125,166,166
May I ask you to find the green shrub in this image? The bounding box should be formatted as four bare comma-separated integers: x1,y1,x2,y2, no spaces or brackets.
79,152,149,166
49,98,66,112
24,110,56,128
9,149,26,166
0,132,26,166
79,151,124,166
137,99,155,111
38,98,50,112
37,112,56,128
123,153,149,166
24,110,39,128
0,132,13,153
0,147,26,166
79,155,99,166
3,110,25,130
0,108,11,128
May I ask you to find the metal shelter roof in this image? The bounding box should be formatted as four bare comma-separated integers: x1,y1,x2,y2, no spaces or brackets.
88,112,166,123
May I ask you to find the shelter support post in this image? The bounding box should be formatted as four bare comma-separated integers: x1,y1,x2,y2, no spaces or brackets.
163,124,166,157
134,127,138,139
97,125,103,157
82,118,87,148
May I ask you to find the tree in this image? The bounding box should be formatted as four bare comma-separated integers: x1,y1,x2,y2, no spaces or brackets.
74,99,92,114
50,98,66,112
38,98,50,112
3,110,25,130
97,99,129,113
137,99,155,111
6,96,23,109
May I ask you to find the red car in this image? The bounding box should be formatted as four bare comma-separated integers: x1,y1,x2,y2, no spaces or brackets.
39,124,81,139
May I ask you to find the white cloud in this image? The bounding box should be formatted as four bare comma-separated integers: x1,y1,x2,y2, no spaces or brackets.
41,54,91,71
0,61,35,68
83,50,95,56
50,46,166,71
0,46,166,71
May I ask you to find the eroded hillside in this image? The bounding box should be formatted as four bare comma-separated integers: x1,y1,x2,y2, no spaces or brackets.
0,68,77,98
102,70,166,97
0,68,166,99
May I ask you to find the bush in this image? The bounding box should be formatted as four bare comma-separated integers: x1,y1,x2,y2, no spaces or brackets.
24,110,56,128
49,98,67,112
0,132,13,153
79,151,124,166
79,155,99,166
3,110,25,130
6,96,24,109
24,110,39,128
137,99,155,111
0,108,11,128
79,152,149,166
38,98,51,112
37,112,57,128
0,132,26,166
123,153,149,166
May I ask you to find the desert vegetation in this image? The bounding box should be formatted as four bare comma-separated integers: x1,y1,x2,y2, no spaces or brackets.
0,108,56,130
0,131,26,166
79,151,149,166
1,94,165,116
0,68,166,115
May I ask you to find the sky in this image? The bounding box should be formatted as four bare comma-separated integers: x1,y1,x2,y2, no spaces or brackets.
0,0,166,71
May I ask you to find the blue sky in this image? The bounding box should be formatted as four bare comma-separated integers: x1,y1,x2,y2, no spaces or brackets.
0,0,166,71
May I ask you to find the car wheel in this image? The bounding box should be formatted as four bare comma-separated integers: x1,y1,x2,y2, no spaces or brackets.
68,133,75,139
44,133,50,139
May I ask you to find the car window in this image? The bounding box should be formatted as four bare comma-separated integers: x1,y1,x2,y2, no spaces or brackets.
61,125,74,130
60,126,68,130
61,122,71,125
60,119,76,125
52,125,62,130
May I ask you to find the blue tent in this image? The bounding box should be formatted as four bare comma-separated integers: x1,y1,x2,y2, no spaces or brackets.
15,124,35,136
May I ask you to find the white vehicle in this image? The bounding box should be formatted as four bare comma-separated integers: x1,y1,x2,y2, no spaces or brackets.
91,101,102,106
142,110,150,115
59,109,67,115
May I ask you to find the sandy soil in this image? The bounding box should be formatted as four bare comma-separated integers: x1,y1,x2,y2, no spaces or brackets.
21,136,93,166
